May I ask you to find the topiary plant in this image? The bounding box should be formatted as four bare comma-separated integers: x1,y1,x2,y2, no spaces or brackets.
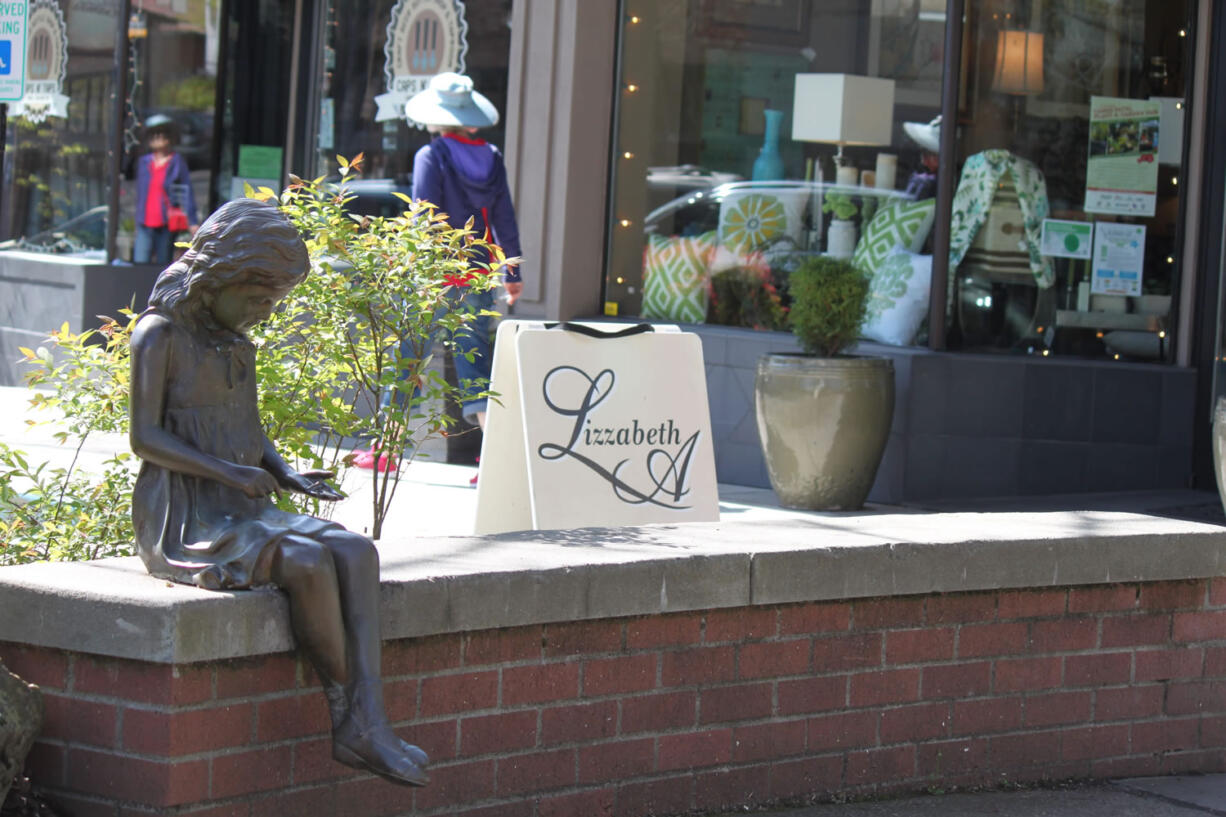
787,255,869,357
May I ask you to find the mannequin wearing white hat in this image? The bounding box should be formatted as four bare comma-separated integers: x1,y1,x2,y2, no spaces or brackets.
902,115,942,201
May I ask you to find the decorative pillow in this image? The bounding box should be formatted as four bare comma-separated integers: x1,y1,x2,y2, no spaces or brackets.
717,188,807,254
852,198,937,276
860,245,933,346
640,231,718,323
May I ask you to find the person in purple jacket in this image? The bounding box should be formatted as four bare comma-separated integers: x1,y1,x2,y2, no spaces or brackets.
134,114,199,265
357,73,521,476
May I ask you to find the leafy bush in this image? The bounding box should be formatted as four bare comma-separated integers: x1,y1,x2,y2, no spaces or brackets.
2,315,138,565
707,266,786,331
1,154,512,564
258,154,510,538
787,255,869,357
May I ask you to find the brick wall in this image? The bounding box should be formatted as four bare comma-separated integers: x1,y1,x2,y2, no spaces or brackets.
5,578,1226,817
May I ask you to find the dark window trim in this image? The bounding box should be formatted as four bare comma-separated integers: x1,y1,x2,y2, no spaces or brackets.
105,0,132,262
1191,1,1225,488
926,0,965,351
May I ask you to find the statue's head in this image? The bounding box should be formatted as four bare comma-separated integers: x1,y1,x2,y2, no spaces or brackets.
148,199,309,319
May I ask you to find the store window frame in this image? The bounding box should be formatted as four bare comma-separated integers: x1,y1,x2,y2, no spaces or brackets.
102,0,132,263
603,0,1204,364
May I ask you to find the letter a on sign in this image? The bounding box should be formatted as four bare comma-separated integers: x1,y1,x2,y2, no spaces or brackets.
474,321,720,534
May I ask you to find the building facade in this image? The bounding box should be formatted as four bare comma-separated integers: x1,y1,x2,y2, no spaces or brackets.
4,0,1225,503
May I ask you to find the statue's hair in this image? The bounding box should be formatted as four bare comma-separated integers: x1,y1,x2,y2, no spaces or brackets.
148,199,308,312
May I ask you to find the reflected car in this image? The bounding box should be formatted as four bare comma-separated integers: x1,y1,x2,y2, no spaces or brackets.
340,176,415,218
0,206,108,259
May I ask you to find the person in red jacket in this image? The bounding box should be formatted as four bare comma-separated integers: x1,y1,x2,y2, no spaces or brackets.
133,114,198,265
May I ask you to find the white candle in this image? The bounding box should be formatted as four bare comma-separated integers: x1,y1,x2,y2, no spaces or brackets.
836,165,858,187
875,154,897,190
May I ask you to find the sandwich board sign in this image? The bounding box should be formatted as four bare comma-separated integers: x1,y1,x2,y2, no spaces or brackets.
474,320,720,534
0,0,28,103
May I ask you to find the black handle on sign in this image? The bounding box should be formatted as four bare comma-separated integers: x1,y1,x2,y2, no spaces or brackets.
546,322,655,339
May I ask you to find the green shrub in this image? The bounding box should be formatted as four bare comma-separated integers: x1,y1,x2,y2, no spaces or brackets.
707,266,786,331
1,315,138,565
1,154,514,564
787,255,869,357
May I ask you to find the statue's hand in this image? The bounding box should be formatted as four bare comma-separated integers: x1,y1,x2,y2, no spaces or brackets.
230,465,282,499
283,469,344,502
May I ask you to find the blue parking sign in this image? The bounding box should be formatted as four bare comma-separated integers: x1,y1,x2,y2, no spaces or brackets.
0,41,10,75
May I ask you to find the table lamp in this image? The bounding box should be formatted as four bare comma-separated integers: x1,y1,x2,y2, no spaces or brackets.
992,30,1044,95
792,73,895,187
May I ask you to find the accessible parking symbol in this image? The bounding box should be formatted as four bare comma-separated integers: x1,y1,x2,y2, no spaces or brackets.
0,40,10,75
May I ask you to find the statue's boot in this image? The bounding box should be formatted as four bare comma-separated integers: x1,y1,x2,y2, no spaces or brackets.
325,681,429,786
324,683,428,769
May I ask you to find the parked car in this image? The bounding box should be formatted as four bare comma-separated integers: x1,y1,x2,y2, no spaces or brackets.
0,206,108,259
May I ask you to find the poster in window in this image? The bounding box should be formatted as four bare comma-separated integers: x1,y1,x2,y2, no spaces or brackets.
1091,222,1145,296
1084,96,1160,217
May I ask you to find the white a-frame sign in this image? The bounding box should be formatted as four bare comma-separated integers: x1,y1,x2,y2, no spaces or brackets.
474,321,720,534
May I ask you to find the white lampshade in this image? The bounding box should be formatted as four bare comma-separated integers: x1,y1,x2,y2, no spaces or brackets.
993,30,1044,95
791,74,896,147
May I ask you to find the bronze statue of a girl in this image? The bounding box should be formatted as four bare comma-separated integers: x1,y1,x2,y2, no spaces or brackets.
128,199,427,787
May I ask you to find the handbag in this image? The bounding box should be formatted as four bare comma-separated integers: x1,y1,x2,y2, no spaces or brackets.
166,205,188,233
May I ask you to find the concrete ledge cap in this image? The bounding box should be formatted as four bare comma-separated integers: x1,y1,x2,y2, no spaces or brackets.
1,510,1224,664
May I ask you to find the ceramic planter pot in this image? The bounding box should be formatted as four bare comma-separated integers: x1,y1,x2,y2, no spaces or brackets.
755,353,894,510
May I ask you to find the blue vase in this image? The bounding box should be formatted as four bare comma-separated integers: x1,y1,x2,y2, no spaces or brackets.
752,109,786,181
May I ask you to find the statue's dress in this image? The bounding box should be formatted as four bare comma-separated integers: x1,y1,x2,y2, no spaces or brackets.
132,310,339,590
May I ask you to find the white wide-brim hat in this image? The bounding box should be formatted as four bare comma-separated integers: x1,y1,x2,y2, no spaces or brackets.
903,115,941,153
405,72,500,128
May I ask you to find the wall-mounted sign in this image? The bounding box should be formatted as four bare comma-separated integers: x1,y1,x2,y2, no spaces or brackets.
373,0,469,123
0,0,28,103
1085,96,1161,217
11,0,67,122
1091,222,1146,296
230,144,283,200
474,321,720,534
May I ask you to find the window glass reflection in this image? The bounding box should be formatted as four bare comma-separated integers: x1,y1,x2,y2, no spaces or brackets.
607,1,947,346
118,1,220,264
951,0,1189,360
1,1,118,259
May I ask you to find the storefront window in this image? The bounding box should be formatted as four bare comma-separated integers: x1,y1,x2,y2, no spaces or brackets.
0,0,119,259
606,1,948,337
607,0,1195,362
314,0,513,212
952,0,1191,359
116,0,221,264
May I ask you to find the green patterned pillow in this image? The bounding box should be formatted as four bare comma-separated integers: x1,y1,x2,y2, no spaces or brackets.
860,245,932,346
717,188,807,254
852,198,937,275
641,231,718,323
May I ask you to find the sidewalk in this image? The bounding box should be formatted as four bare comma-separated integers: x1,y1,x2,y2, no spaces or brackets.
7,383,1226,815
716,776,1226,816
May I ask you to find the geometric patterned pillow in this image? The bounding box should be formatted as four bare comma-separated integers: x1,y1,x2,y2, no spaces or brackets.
641,231,718,323
859,245,933,346
851,198,937,276
717,188,807,254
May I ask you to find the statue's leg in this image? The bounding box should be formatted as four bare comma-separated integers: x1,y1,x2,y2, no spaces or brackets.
316,529,429,786
270,536,347,684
